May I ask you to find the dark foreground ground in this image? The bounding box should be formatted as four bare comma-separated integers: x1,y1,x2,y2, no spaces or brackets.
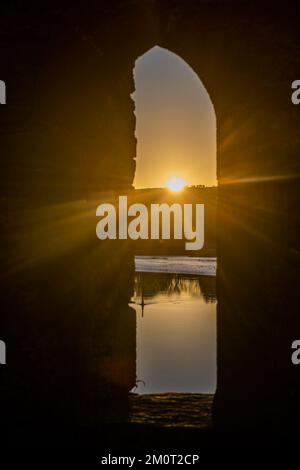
130,393,213,428
2,393,298,454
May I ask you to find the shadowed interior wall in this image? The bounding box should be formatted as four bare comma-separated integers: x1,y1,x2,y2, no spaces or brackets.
0,0,300,439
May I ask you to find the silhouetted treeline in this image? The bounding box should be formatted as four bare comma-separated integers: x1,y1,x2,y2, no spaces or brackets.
134,272,217,303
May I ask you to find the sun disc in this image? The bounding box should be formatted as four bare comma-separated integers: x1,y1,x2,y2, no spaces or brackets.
166,177,186,192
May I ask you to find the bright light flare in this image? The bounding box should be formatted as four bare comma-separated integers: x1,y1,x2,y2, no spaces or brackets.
166,177,186,192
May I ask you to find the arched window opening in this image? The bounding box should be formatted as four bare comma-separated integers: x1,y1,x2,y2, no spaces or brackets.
129,46,217,427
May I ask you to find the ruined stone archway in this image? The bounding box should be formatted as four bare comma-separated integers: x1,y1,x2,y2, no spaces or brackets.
1,2,300,440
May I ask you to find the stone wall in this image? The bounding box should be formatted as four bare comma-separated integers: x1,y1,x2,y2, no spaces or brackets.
0,0,299,437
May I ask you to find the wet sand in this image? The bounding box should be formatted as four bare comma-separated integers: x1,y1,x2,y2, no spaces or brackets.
130,393,213,428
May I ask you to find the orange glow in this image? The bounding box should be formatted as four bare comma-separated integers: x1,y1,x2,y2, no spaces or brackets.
166,177,186,192
132,46,217,189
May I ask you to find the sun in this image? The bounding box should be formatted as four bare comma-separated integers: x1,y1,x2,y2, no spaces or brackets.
166,177,186,192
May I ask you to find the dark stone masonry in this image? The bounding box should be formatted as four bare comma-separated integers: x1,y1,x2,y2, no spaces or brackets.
0,1,300,444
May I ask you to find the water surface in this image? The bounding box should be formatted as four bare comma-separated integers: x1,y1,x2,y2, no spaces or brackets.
130,257,217,395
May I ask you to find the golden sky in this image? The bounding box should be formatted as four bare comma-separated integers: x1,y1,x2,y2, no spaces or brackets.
132,46,217,189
